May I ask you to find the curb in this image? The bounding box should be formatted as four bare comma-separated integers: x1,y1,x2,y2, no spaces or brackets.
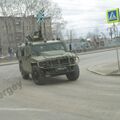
87,66,110,76
111,70,120,76
0,61,18,66
78,48,116,56
87,65,119,76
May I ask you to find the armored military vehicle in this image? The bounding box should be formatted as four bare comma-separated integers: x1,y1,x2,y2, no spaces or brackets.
17,32,80,85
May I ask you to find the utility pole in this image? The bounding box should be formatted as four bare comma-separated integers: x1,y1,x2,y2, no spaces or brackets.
116,47,120,71
69,30,73,51
107,27,113,40
112,23,120,72
22,17,25,42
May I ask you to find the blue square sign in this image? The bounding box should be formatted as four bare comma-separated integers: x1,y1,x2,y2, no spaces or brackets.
108,10,117,21
106,8,120,23
36,10,45,23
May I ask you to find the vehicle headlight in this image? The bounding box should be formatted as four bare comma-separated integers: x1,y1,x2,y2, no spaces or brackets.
70,57,75,64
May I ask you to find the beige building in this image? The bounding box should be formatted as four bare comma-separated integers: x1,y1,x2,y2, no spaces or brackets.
0,16,53,55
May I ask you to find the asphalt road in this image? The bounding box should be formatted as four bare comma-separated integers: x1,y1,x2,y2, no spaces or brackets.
0,49,120,120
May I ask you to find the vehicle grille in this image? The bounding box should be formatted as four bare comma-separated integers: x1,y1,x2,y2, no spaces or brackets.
51,59,59,66
39,57,75,68
50,58,69,66
60,58,69,64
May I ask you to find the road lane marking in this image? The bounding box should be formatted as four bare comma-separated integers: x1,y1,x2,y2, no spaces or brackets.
0,108,49,112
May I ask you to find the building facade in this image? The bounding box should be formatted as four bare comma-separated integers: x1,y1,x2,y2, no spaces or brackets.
0,16,53,56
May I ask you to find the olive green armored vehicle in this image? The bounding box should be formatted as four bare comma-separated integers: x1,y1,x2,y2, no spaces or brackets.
17,33,80,85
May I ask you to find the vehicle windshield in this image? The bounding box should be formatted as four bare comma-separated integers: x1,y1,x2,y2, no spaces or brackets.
32,42,66,56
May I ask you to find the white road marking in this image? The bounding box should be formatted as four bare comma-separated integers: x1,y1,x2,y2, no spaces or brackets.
0,108,49,112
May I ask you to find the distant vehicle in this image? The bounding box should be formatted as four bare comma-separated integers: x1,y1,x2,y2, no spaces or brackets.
16,32,80,85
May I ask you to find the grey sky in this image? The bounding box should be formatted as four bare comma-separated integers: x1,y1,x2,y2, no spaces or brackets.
53,0,120,37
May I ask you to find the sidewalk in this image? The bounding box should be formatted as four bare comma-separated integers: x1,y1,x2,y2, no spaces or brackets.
88,62,120,76
0,56,18,66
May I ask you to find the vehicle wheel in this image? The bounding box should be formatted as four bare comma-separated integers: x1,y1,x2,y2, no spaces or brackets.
19,62,29,79
66,64,79,81
32,66,45,85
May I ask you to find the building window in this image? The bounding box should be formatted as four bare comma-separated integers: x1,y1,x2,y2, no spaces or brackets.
15,20,21,25
2,25,5,30
29,26,31,31
16,32,22,41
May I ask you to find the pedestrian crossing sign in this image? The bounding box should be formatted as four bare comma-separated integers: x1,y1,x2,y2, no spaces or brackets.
106,8,120,23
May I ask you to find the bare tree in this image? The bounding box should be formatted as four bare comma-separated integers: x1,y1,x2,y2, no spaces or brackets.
0,0,65,41
19,0,65,39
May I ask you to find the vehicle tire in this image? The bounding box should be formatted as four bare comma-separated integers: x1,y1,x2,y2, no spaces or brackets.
32,66,45,85
19,62,29,79
66,64,79,81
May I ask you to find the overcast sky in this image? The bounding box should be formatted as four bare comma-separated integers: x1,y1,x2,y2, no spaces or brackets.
53,0,120,37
